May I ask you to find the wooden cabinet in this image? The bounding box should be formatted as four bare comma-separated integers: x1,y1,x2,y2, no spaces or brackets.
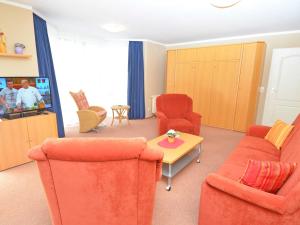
0,112,58,171
166,42,266,132
209,61,240,129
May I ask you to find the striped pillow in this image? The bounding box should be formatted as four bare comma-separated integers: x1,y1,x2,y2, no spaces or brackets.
265,120,294,150
240,160,297,193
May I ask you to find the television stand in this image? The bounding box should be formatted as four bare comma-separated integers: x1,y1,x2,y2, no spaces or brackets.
22,110,38,117
0,111,58,171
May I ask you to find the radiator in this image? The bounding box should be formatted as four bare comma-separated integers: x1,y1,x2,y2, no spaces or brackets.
151,95,160,114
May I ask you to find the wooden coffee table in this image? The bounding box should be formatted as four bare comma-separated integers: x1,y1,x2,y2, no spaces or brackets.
147,132,204,191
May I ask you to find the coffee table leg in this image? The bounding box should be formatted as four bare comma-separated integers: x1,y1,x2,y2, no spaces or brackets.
166,164,172,191
196,144,201,163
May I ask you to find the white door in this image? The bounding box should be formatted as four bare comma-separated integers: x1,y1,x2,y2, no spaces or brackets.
263,48,300,125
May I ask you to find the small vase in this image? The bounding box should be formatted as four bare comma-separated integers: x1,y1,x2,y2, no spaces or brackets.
15,46,24,54
167,136,175,143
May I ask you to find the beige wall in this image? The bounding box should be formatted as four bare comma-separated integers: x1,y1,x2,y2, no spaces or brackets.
167,32,300,123
144,41,166,118
0,3,38,77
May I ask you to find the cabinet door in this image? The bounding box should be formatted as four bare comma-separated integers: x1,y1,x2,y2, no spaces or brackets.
193,62,214,125
209,61,240,129
26,113,58,147
174,63,197,99
234,43,266,131
0,119,31,171
166,50,176,93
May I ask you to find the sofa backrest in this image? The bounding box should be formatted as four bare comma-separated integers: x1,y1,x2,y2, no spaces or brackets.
28,137,162,225
278,114,300,196
156,94,192,119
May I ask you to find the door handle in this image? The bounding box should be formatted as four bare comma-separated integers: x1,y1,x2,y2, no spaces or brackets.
271,88,277,94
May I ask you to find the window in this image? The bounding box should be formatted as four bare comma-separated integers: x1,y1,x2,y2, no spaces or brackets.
49,30,128,126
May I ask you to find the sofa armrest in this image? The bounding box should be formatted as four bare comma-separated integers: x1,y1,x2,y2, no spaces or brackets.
246,125,271,138
206,173,286,214
141,147,164,181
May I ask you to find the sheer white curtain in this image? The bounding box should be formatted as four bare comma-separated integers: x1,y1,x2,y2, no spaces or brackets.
49,30,128,126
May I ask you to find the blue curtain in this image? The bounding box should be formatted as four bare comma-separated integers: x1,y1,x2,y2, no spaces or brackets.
33,14,65,137
127,41,145,119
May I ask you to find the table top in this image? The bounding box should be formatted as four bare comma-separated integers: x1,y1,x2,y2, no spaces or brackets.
111,105,130,110
147,132,204,164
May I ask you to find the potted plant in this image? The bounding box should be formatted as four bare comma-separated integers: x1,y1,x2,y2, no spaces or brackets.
167,129,177,143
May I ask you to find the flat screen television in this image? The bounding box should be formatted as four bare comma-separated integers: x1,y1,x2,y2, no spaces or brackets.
0,77,52,118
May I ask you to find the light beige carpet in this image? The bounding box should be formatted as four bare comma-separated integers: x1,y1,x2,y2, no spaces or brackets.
0,118,244,225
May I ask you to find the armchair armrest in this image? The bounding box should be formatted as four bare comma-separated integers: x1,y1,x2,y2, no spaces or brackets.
141,147,164,181
185,112,201,135
88,106,106,113
156,111,167,120
185,111,201,123
246,125,271,138
28,145,46,161
77,110,101,132
156,111,168,135
206,173,286,214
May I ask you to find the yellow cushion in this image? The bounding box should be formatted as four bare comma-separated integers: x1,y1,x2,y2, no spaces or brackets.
265,120,294,150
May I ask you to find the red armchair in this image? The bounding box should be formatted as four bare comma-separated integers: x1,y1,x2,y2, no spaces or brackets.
156,94,201,135
28,137,163,225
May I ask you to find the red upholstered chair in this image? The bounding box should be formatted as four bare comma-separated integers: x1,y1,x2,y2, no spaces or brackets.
156,94,201,135
28,137,163,225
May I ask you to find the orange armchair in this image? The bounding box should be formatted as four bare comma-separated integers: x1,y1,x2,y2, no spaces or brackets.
28,137,163,225
156,94,201,135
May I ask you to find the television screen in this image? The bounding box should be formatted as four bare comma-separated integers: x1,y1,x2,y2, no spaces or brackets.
0,77,52,116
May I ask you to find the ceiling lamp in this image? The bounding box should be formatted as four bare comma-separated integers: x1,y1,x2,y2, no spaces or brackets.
101,23,127,33
210,0,241,8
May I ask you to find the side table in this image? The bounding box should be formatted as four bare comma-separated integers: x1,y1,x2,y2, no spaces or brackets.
111,105,130,126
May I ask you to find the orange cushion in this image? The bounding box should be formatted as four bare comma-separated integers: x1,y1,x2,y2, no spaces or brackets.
265,120,294,150
239,160,297,193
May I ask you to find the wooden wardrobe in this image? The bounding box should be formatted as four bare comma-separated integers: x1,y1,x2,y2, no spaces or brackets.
166,42,266,132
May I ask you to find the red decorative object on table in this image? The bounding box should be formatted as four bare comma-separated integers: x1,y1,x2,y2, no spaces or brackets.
158,138,184,149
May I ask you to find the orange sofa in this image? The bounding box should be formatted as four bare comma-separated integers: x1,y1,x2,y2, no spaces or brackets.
199,114,300,225
28,137,163,225
156,94,201,135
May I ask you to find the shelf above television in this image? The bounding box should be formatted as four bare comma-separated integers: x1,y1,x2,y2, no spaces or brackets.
0,53,32,58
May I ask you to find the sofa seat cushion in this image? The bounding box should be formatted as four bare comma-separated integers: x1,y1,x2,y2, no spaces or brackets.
167,119,194,133
217,147,280,180
239,136,280,157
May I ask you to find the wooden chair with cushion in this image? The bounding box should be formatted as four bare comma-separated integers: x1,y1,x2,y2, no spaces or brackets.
70,90,107,133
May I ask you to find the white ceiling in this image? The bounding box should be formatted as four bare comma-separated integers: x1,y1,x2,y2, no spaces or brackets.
7,0,300,44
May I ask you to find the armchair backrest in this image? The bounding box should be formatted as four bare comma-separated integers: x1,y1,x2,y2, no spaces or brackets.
28,137,163,225
70,90,89,110
156,94,193,119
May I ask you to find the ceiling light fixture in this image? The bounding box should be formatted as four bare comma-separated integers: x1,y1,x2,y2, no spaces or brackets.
210,0,241,8
101,23,127,33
